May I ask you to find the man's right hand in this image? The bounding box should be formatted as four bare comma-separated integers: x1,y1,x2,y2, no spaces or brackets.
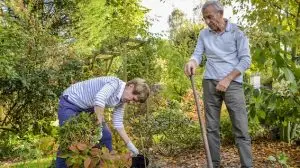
184,60,197,76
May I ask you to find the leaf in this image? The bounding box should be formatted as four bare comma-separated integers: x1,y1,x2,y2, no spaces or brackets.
90,157,100,167
91,148,101,156
69,144,78,153
66,158,74,167
84,157,92,168
102,152,114,160
282,67,296,84
76,142,88,151
58,154,70,159
267,156,276,161
274,53,285,67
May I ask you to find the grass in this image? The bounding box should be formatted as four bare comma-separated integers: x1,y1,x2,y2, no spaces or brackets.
0,157,54,168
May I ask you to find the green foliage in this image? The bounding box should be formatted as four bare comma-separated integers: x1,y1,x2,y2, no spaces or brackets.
158,9,205,100
57,111,131,167
3,157,54,168
125,39,162,84
244,83,300,142
36,136,58,156
0,133,58,161
220,0,300,143
220,112,266,144
58,113,101,154
127,97,202,156
151,103,201,155
268,152,290,167
0,0,86,136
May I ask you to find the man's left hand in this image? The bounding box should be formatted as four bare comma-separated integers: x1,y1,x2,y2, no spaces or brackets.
216,77,232,92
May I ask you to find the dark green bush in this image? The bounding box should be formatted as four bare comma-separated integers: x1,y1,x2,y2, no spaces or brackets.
127,99,202,156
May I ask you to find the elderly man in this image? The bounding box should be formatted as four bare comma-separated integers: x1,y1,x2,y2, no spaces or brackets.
184,1,253,167
56,76,150,168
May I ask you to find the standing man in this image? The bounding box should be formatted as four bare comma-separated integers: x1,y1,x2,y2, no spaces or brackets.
184,1,252,167
56,76,150,168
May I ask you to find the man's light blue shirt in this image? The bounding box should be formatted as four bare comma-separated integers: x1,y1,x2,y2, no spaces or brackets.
191,20,251,83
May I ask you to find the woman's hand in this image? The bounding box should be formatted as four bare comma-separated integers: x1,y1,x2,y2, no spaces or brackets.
126,141,139,156
115,127,139,156
94,106,104,125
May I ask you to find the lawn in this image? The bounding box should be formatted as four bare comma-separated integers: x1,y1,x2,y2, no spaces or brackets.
0,157,54,168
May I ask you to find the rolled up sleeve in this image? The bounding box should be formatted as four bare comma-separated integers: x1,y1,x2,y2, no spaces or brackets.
235,31,251,73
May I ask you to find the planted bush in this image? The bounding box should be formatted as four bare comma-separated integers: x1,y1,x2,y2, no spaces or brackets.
58,112,131,168
58,112,102,167
58,112,101,153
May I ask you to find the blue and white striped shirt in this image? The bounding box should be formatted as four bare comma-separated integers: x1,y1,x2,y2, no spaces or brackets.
63,76,126,128
191,20,251,83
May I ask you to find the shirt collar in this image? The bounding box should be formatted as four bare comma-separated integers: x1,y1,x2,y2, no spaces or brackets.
224,19,231,32
117,81,126,101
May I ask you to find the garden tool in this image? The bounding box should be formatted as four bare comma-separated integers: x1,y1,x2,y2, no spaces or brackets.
190,75,213,168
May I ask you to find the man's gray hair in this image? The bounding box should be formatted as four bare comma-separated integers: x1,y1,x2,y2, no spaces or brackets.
202,1,224,14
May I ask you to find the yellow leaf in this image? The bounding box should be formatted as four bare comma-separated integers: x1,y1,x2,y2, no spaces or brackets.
91,148,101,156
68,144,78,152
77,142,88,151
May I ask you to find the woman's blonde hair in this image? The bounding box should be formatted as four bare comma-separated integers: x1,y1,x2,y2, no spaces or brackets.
126,78,150,103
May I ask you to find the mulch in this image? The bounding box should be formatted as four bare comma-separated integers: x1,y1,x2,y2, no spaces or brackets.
151,140,300,168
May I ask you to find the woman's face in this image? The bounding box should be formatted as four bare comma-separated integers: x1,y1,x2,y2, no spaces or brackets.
121,84,139,103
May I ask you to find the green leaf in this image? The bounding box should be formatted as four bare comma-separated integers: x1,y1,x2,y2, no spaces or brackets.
282,67,296,84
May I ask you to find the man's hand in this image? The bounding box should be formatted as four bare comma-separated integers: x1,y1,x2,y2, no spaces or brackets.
184,60,197,76
216,77,232,92
216,69,241,92
126,141,139,156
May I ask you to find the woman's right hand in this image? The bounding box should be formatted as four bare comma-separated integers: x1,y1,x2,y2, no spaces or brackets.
96,118,102,125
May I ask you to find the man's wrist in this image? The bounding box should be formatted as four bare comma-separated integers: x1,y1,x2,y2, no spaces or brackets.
225,75,234,81
190,59,198,66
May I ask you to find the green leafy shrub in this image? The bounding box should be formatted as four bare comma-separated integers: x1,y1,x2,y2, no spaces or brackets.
58,112,101,153
127,99,201,156
36,136,58,156
151,101,201,155
0,133,44,161
268,152,290,167
220,112,267,144
57,112,131,167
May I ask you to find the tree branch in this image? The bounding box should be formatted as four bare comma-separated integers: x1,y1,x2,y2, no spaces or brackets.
262,0,296,18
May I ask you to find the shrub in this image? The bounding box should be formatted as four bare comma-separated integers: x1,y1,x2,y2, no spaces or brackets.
58,112,131,167
58,112,101,154
127,99,202,156
0,133,44,161
220,112,267,144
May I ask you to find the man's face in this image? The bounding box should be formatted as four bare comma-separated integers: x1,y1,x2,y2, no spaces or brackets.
202,5,223,31
122,84,139,103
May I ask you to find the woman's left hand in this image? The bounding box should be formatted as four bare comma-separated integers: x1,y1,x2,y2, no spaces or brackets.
126,141,139,156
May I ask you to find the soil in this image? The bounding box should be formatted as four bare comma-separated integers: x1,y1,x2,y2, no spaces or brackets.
151,140,300,168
